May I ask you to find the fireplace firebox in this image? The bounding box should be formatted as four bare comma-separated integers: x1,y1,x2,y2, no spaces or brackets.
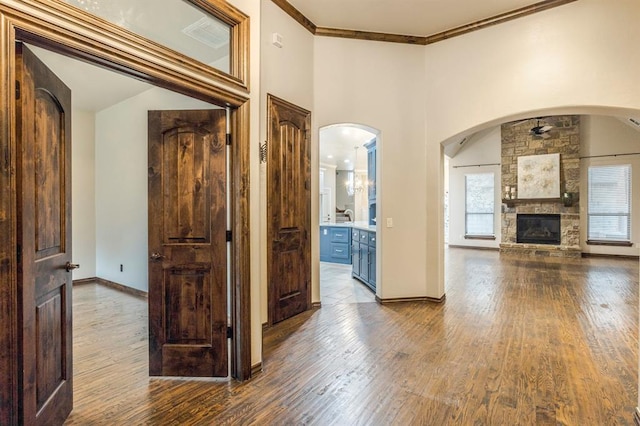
516,214,561,245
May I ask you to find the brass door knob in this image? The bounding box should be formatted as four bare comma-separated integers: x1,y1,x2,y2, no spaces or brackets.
150,252,165,261
65,262,80,272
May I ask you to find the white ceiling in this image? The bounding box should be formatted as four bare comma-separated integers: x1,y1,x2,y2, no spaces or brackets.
287,0,547,36
28,45,153,112
320,125,376,170
24,0,232,113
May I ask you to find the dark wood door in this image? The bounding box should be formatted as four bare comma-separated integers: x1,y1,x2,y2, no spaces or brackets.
148,109,228,377
267,95,311,325
16,42,74,425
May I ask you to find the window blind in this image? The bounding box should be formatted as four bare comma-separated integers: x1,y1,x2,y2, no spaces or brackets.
465,173,494,236
588,164,631,241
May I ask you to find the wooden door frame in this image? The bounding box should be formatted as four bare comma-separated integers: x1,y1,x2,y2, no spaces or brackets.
0,1,252,423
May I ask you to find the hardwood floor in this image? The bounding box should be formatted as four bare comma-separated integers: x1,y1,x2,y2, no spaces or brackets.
65,249,638,425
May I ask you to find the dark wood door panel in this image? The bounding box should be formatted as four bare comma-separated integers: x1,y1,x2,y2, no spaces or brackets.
148,109,228,378
165,269,212,344
16,42,73,426
35,287,66,411
267,95,311,325
34,89,65,258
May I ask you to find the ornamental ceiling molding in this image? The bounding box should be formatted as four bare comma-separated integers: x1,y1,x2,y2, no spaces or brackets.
271,0,577,45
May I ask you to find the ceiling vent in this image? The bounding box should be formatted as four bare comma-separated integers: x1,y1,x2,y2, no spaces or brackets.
182,17,229,49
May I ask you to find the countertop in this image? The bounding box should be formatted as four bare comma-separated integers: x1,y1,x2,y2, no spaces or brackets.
320,221,376,232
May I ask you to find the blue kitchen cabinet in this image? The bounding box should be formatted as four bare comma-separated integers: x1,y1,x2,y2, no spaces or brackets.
320,226,352,264
352,228,376,292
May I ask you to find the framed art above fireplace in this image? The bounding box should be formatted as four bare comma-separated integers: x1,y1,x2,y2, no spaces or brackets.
517,153,560,199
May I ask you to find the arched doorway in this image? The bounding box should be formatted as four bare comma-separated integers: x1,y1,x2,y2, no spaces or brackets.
318,123,380,305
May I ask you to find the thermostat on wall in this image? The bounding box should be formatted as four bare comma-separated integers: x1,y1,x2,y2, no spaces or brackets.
272,33,283,48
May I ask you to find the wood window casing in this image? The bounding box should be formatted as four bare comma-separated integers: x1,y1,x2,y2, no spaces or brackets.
0,1,252,423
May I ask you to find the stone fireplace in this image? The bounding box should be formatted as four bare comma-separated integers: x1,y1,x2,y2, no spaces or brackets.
499,116,581,258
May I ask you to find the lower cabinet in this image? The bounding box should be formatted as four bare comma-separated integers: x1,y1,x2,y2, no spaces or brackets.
320,226,352,264
352,228,376,292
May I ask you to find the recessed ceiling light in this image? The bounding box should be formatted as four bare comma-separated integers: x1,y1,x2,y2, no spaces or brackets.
344,159,350,163
327,155,333,159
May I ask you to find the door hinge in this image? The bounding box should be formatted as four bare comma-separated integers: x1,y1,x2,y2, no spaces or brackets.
259,141,267,164
16,244,21,264
226,133,231,146
226,230,232,242
15,81,20,100
227,326,233,339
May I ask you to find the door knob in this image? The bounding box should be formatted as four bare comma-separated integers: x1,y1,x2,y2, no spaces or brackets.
150,252,165,261
65,262,80,272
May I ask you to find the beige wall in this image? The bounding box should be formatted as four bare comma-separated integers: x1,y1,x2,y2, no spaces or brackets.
71,109,97,280
95,88,217,292
447,127,502,249
580,115,640,256
314,37,430,299
425,0,640,297
259,0,315,327
226,0,262,366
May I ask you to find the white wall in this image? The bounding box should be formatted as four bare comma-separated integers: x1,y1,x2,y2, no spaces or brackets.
424,0,640,299
447,117,640,252
335,170,353,210
314,37,429,300
354,170,368,222
319,164,337,223
448,126,501,249
580,115,640,256
95,87,217,292
260,0,315,323
71,109,96,279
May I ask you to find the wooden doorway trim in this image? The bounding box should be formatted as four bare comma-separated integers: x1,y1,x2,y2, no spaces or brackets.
0,1,252,423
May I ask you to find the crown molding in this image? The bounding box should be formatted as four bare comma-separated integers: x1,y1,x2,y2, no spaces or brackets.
270,0,316,34
424,0,578,44
314,27,426,45
271,0,577,46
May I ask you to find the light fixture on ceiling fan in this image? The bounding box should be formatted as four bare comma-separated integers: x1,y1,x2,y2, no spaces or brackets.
530,119,553,136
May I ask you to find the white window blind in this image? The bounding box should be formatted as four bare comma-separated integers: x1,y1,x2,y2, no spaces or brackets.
588,164,631,241
465,173,494,236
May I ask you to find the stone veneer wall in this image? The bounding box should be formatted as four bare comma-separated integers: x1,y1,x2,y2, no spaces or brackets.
500,116,581,257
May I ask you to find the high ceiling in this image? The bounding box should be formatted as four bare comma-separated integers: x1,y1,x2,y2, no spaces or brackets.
320,125,376,171
287,0,556,37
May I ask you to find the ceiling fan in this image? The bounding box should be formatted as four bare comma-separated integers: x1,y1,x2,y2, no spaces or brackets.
509,116,555,138
529,119,553,137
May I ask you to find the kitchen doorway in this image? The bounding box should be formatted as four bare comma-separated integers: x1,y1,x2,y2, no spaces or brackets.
318,123,379,305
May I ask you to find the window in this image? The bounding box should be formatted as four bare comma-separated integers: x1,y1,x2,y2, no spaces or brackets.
465,173,495,237
588,165,631,242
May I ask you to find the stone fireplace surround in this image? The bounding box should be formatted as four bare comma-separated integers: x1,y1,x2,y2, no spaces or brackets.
499,116,581,258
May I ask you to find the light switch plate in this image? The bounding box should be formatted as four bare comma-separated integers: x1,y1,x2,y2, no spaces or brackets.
386,218,393,228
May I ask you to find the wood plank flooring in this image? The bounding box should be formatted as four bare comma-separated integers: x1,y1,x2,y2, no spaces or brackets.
65,249,638,425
